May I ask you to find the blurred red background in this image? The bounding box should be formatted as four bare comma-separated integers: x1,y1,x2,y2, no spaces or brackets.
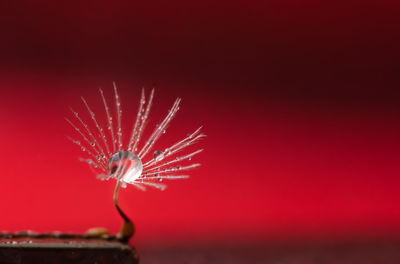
0,0,400,249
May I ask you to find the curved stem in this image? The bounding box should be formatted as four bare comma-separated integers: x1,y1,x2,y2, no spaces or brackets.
113,180,135,242
113,181,128,221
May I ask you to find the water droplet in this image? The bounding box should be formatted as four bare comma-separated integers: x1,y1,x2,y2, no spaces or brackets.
81,147,86,151
153,150,164,161
107,150,143,184
164,148,171,154
162,129,166,134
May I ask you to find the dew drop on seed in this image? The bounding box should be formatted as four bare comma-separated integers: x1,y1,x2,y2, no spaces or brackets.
107,150,143,184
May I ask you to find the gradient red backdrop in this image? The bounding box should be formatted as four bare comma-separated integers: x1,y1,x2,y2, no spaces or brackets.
0,0,400,249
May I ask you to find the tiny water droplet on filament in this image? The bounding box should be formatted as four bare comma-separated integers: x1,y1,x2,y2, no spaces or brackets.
153,150,164,161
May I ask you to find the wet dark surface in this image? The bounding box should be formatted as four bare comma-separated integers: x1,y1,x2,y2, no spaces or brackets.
139,240,400,264
0,237,138,264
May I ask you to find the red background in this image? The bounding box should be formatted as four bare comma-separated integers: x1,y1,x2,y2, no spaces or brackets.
1,0,400,248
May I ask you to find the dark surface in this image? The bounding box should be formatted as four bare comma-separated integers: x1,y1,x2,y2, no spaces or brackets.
0,237,138,264
139,240,400,264
2,237,400,263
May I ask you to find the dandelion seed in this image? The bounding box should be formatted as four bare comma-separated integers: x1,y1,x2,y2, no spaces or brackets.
66,83,204,242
